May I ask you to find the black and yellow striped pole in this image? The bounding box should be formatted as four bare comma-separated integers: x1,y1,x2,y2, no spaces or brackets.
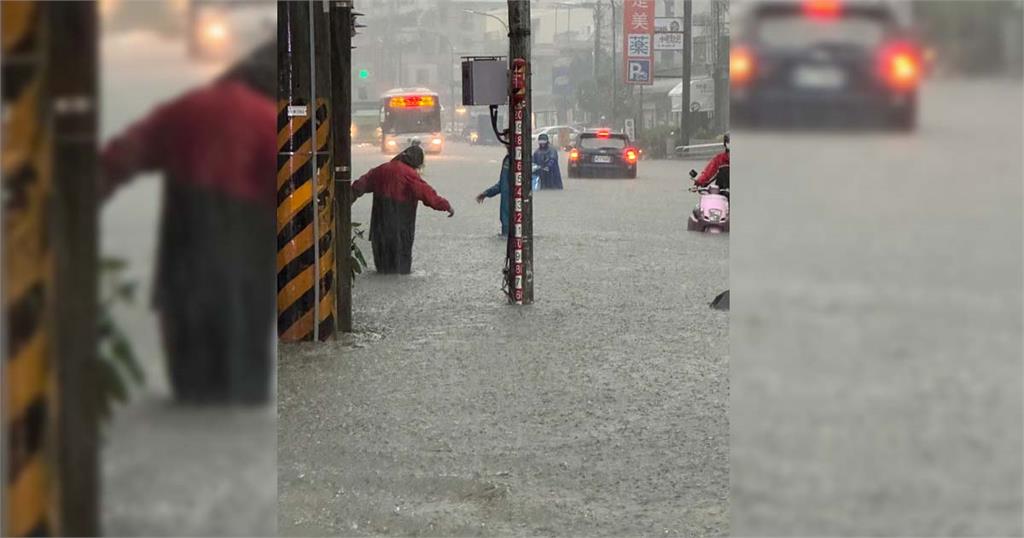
277,0,336,342
4,2,99,535
3,2,56,535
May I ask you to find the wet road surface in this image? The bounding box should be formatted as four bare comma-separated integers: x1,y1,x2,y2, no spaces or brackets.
730,78,1023,535
278,143,729,535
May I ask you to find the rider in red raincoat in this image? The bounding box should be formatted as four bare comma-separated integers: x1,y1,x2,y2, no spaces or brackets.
694,133,730,196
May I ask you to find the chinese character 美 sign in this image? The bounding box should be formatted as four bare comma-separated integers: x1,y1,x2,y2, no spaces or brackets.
623,0,654,85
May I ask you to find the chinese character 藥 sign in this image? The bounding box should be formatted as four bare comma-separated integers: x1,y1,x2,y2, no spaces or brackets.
624,0,655,85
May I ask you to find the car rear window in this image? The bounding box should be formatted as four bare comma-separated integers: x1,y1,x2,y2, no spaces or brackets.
756,13,888,51
579,135,627,150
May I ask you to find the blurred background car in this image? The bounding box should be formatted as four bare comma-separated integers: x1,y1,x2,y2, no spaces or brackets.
186,0,273,61
567,129,639,179
731,0,924,130
533,125,581,151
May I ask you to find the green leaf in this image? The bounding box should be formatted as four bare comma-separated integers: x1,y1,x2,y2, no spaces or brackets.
99,359,128,403
111,332,145,384
116,281,137,302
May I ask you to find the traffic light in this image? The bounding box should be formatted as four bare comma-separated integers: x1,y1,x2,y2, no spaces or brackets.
358,69,369,79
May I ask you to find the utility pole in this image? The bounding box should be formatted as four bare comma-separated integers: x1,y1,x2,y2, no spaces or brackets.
593,1,601,83
712,0,729,133
508,0,533,305
680,0,693,148
4,3,100,534
610,0,617,127
329,0,357,332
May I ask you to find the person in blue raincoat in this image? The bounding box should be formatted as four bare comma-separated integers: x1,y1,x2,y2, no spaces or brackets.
533,133,563,190
476,153,511,236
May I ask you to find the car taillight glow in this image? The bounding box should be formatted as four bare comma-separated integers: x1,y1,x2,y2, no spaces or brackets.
596,129,610,139
804,0,841,19
878,42,921,90
730,46,755,87
569,149,580,161
624,148,638,164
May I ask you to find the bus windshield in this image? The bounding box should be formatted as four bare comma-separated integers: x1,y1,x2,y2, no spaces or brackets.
382,94,441,134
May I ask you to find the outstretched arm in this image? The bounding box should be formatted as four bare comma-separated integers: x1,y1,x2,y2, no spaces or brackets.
351,166,378,200
407,173,453,215
100,103,170,200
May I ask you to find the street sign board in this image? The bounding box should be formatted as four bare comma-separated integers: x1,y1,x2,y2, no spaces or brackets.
623,0,655,86
654,17,684,33
654,32,684,51
625,59,652,84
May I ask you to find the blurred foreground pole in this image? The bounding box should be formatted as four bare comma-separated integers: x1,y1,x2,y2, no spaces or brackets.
508,0,534,304
712,0,728,133
277,0,337,341
329,1,355,332
680,0,692,148
2,1,99,535
48,2,99,535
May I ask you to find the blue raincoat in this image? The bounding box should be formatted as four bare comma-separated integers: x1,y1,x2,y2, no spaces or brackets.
532,145,563,190
482,155,511,236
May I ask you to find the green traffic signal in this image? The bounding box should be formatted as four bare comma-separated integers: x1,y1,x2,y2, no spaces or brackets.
358,69,369,79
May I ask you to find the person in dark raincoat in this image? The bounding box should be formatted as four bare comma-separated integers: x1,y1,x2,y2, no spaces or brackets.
99,42,276,405
352,145,454,274
476,153,511,236
532,133,563,190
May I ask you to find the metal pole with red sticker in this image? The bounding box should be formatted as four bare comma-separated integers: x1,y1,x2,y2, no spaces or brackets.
509,57,528,304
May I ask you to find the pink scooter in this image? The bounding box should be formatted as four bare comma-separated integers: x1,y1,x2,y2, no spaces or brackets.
687,169,729,234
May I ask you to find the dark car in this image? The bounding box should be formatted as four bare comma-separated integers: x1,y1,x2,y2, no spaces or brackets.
731,0,923,130
567,129,639,179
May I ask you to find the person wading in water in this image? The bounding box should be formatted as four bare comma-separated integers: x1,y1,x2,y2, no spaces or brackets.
352,145,454,274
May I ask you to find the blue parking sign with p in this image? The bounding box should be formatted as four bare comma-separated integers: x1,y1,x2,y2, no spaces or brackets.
626,59,652,84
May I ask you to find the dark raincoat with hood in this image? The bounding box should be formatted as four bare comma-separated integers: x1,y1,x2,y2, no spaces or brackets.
533,140,563,190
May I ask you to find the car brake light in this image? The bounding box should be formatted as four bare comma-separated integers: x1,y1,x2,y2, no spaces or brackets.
569,149,579,161
878,42,921,90
624,148,638,164
804,0,841,19
596,129,610,139
730,45,755,87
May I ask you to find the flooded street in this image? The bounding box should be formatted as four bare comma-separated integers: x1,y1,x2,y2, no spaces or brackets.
278,143,729,536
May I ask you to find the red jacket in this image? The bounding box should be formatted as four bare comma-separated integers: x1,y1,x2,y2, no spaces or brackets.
695,150,730,187
101,80,276,207
353,160,452,213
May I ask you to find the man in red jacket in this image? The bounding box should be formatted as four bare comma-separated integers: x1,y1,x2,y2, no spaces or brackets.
694,132,730,197
100,43,275,405
352,145,454,274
